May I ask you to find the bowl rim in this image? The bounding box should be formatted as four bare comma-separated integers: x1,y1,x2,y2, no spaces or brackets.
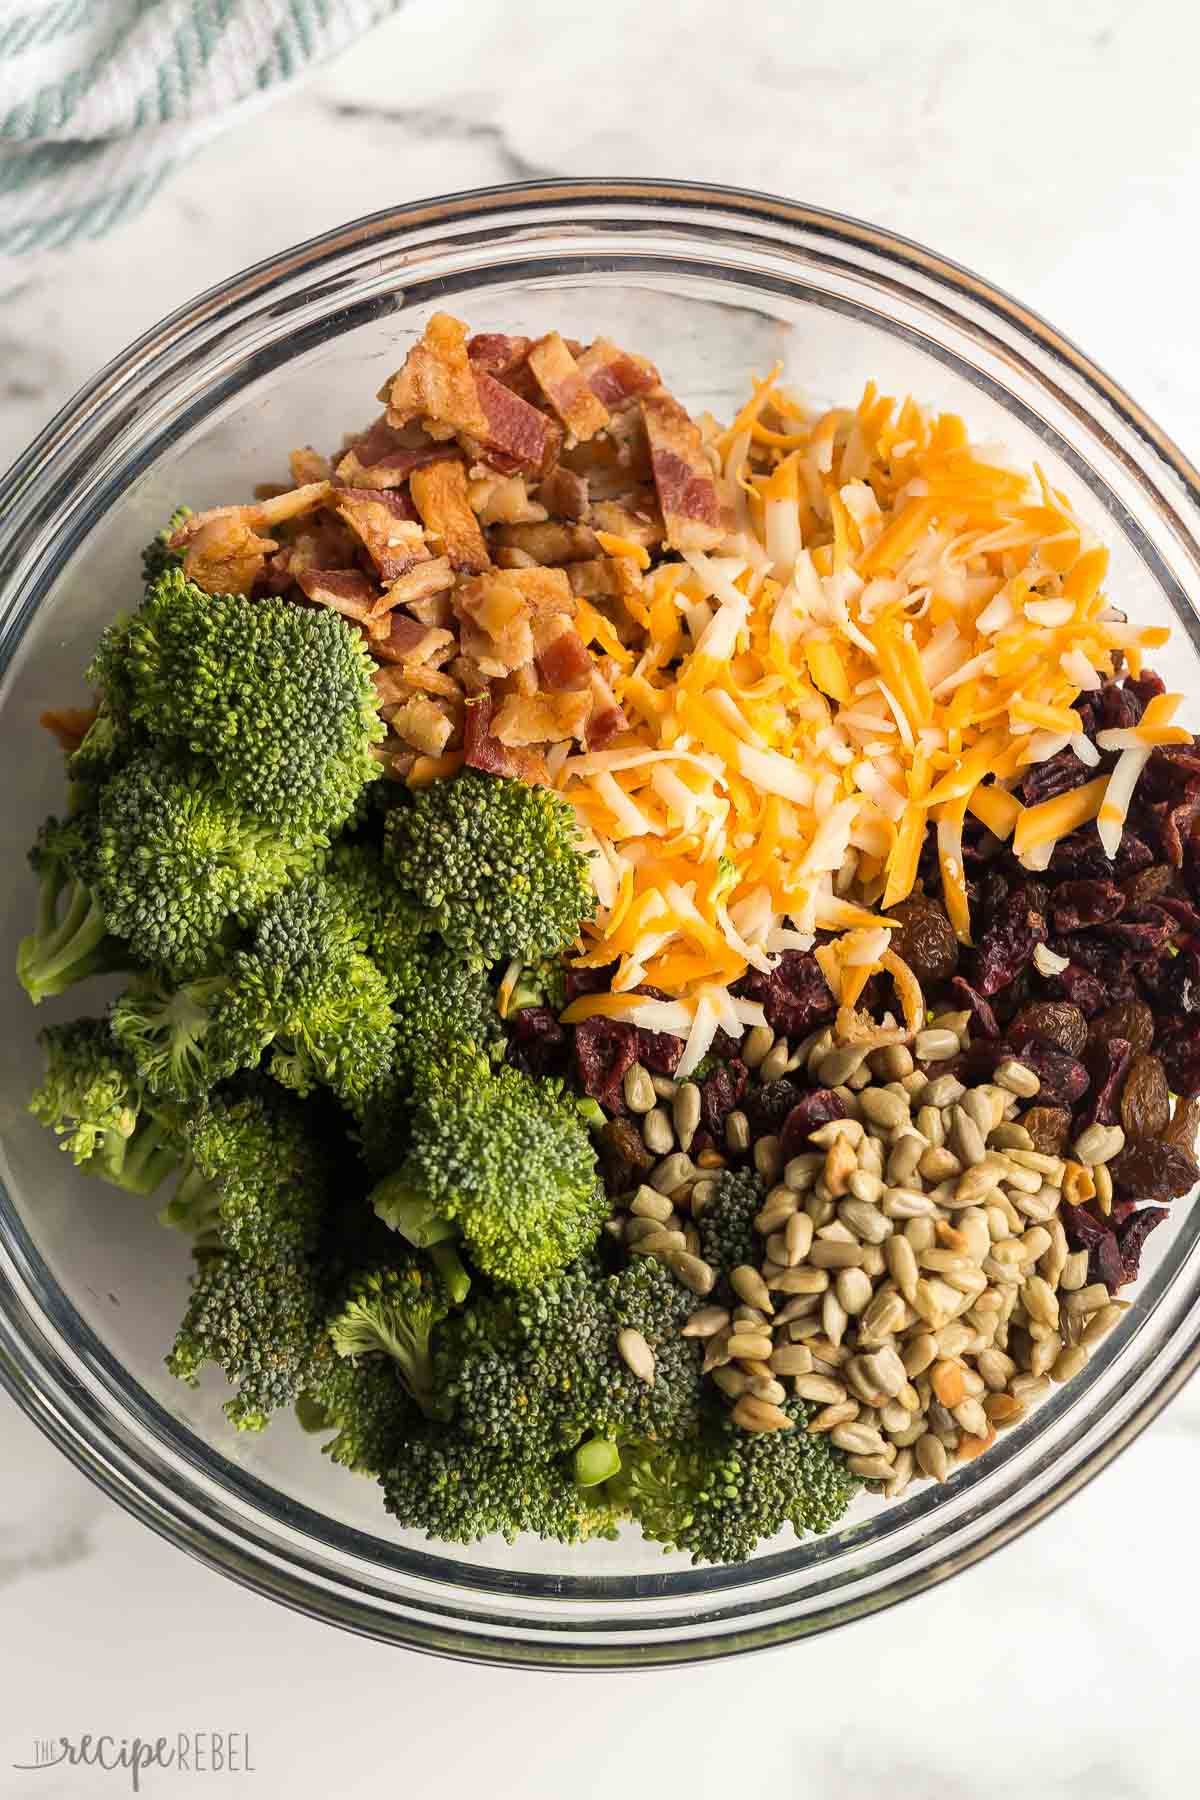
2,175,1199,1666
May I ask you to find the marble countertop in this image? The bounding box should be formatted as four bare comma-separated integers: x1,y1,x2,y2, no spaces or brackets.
4,0,1200,1793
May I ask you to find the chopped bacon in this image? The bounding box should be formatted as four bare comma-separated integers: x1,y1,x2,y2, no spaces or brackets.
535,615,593,691
640,388,729,551
492,688,591,747
499,564,577,618
567,558,633,599
467,334,533,377
409,459,490,573
296,568,381,623
336,416,453,489
492,521,599,565
463,689,526,777
590,492,664,546
408,590,455,628
527,332,611,441
577,337,659,409
333,488,427,582
456,572,536,677
586,667,627,748
269,513,360,583
169,481,332,547
473,372,563,475
538,465,589,520
289,446,330,485
386,693,457,756
378,556,455,613
382,312,488,438
468,473,547,526
371,615,456,667
182,518,278,595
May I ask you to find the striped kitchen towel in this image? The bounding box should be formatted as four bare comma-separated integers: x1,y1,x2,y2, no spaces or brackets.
0,0,406,257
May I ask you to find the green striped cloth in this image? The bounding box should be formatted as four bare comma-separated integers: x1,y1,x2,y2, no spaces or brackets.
0,0,405,257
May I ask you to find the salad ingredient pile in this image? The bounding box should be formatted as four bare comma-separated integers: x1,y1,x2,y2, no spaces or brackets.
17,314,1200,1564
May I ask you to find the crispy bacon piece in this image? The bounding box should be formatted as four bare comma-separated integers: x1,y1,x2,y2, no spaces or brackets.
473,372,563,476
577,337,659,408
455,571,536,677
378,556,455,614
169,481,332,549
566,557,648,605
468,473,547,526
386,693,457,755
408,590,455,628
409,459,490,573
182,518,278,595
590,491,664,547
467,334,533,378
382,312,488,438
640,388,728,552
296,568,382,624
527,332,611,441
289,446,330,485
268,513,360,586
371,615,456,667
333,488,427,582
501,564,576,618
538,465,589,520
535,615,593,691
586,667,627,749
492,521,599,564
463,689,526,777
492,689,591,746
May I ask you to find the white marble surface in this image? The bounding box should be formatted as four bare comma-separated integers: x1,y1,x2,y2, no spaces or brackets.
3,0,1200,1793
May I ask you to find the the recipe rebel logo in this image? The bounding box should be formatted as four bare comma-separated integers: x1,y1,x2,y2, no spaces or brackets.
12,1732,255,1791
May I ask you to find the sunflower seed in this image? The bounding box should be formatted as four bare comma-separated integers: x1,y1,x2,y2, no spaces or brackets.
617,1328,655,1384
642,1107,675,1155
724,1109,751,1152
730,1266,774,1313
754,1134,784,1183
711,1365,748,1399
630,1186,675,1223
732,1395,793,1432
741,1024,775,1069
847,1453,897,1480
916,1027,960,1061
1072,1123,1126,1166
681,1306,731,1339
994,1059,1040,1098
672,1082,702,1153
666,1250,716,1296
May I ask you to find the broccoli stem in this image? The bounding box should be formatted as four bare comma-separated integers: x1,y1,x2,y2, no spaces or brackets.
18,881,111,1004
101,1117,179,1197
430,1244,471,1306
573,1437,622,1489
159,1160,220,1238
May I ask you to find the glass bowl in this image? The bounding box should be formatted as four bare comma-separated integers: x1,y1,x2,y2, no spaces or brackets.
2,179,1199,1668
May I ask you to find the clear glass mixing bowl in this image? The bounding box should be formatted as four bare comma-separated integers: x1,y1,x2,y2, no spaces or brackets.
2,180,1199,1667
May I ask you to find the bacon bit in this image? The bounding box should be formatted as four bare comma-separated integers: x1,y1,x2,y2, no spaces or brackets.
468,473,547,526
168,481,332,546
268,514,360,584
492,521,599,565
493,689,591,746
538,465,589,520
467,332,533,377
289,446,329,485
586,667,628,749
456,572,536,677
408,590,455,629
336,429,453,489
534,616,593,691
641,389,729,552
296,568,381,623
474,371,563,476
463,689,528,777
387,694,456,755
567,558,632,599
370,615,456,667
376,556,455,615
382,312,489,439
407,750,467,787
182,518,278,595
590,495,663,546
39,706,97,752
409,460,491,573
576,337,660,409
333,488,428,583
527,332,611,441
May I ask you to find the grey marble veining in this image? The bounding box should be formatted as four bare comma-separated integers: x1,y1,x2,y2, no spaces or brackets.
2,0,1200,1792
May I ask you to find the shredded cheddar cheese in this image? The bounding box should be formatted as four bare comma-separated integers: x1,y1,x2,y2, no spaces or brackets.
557,372,1174,1053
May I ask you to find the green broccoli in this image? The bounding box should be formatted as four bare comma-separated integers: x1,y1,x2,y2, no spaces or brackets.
298,1342,414,1477
99,569,384,835
503,955,568,1016
139,505,192,589
697,1167,765,1293
160,1082,332,1257
167,1249,325,1431
369,1040,606,1290
384,769,595,965
28,1019,182,1195
608,1400,860,1565
327,1258,450,1419
379,1427,621,1546
17,812,129,1005
434,1255,700,1461
91,749,321,976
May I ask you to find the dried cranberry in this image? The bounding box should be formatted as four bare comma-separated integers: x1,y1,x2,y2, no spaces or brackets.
564,962,617,1002
1098,681,1143,731
1124,669,1166,714
573,1016,639,1114
1076,1036,1133,1132
733,950,835,1039
779,1089,848,1161
634,1024,684,1076
1117,1207,1169,1284
506,1005,569,1079
1062,1206,1123,1290
974,883,1048,995
997,1031,1089,1105
1121,865,1176,908
1010,1001,1088,1058
699,1059,749,1138
1050,962,1108,1016
595,1119,655,1197
1159,1025,1200,1098
1100,907,1178,955
1109,1136,1199,1202
949,977,999,1038
744,1079,801,1139
1050,880,1125,932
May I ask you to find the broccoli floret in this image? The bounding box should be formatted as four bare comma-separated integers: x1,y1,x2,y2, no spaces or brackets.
107,569,384,835
167,1249,325,1431
697,1167,765,1292
435,1256,701,1460
327,1257,451,1419
139,505,192,588
91,749,321,976
160,1083,331,1258
384,769,595,965
502,955,568,1016
299,1342,414,1477
110,971,246,1102
28,1018,182,1195
609,1401,860,1565
369,1041,606,1290
322,842,429,983
17,812,129,1004
66,699,139,787
379,1426,619,1546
